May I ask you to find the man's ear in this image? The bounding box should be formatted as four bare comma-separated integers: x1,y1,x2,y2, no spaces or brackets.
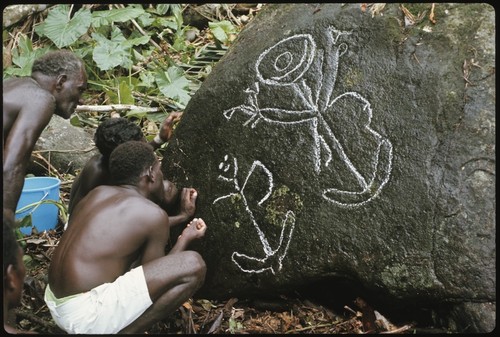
146,166,155,182
55,74,67,91
5,264,18,292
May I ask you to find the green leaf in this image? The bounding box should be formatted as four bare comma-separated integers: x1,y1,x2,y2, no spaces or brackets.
127,35,151,47
137,11,154,27
69,115,82,127
92,26,149,71
154,4,171,15
91,5,145,28
17,214,32,229
91,30,128,71
118,80,135,105
35,5,91,48
138,71,156,88
125,110,147,119
155,67,191,106
209,20,236,44
153,17,178,30
3,35,50,78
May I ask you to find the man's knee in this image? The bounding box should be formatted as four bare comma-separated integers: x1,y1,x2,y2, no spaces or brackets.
183,251,206,285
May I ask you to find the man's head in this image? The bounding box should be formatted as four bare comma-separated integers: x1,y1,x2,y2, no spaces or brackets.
109,141,165,203
3,217,26,310
94,118,144,160
31,50,87,119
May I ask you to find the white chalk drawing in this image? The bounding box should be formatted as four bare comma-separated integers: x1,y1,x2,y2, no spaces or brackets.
213,155,296,274
223,26,393,208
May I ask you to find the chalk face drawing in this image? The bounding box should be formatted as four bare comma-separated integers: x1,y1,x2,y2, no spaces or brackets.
213,155,296,274
223,26,393,208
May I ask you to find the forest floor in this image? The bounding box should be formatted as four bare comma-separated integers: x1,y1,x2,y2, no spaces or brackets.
12,226,450,334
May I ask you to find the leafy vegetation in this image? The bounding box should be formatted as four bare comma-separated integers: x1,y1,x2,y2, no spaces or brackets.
3,4,253,130
4,3,259,236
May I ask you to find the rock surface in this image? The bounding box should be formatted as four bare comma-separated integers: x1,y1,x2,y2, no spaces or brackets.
28,115,97,176
162,3,495,332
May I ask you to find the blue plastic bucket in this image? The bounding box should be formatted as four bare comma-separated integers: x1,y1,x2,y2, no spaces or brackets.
15,177,61,235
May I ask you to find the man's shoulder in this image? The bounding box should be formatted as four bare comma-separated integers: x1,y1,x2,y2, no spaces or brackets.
4,77,52,98
4,80,54,116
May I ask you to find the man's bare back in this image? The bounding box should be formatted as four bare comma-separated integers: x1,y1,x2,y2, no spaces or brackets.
49,185,169,298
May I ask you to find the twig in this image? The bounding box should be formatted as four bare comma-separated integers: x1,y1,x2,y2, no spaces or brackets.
33,146,96,154
380,324,413,334
114,4,163,51
429,3,436,24
343,305,358,315
133,92,181,109
207,310,223,334
31,152,63,181
286,322,335,333
75,104,160,113
13,308,58,331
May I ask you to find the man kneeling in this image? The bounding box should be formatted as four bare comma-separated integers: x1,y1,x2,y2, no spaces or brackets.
44,140,207,334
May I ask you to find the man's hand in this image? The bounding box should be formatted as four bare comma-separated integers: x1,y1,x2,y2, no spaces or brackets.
179,188,197,221
158,112,183,143
178,218,207,243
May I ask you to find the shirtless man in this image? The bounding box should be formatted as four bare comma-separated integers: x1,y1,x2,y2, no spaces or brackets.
3,50,87,221
67,113,188,227
45,140,207,334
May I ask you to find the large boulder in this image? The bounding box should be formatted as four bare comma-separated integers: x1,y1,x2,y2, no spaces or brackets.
28,115,97,176
162,3,495,332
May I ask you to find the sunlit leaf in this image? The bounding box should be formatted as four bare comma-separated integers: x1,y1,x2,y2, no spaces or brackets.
91,5,145,28
118,80,135,105
91,30,128,71
209,20,236,44
154,3,171,15
125,110,147,118
92,26,149,71
155,67,191,106
4,35,50,78
35,5,91,48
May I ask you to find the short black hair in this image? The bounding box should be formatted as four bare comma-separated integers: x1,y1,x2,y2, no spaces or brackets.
109,141,156,185
31,49,83,77
3,217,20,273
94,118,144,159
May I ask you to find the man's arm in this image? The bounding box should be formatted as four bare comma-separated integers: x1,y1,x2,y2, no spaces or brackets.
3,98,54,216
167,188,197,227
140,207,171,264
149,112,183,150
169,218,207,254
68,155,106,215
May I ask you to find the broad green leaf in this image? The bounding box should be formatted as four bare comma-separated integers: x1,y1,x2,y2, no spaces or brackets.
209,20,236,44
4,35,50,78
153,17,178,30
154,4,171,15
35,5,91,48
138,71,155,88
137,11,154,27
155,67,191,106
92,32,128,70
118,80,135,105
91,5,145,28
125,110,147,118
92,26,149,71
126,35,150,47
